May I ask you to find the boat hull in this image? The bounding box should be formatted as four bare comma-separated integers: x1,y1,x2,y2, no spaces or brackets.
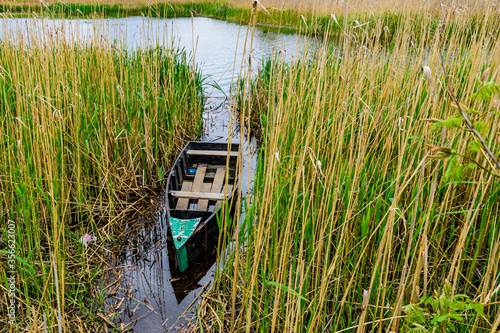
165,141,239,272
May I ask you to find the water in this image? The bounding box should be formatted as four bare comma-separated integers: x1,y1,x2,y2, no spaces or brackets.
1,16,316,331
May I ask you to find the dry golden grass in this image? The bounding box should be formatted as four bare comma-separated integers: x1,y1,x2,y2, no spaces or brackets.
0,0,497,16
194,5,500,333
0,26,204,330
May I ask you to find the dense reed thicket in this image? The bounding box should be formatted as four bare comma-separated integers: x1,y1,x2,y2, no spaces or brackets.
0,0,494,16
197,10,500,333
0,1,496,40
0,30,204,330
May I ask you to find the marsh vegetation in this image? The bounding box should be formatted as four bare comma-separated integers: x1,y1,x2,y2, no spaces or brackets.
0,32,203,330
1,0,500,332
198,2,500,332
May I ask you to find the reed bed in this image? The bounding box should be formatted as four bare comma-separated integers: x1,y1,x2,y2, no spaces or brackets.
0,1,496,41
197,9,500,333
1,0,495,16
0,26,204,330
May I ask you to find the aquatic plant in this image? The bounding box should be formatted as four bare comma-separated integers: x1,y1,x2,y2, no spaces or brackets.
197,5,500,332
0,0,496,42
0,28,204,330
402,280,484,332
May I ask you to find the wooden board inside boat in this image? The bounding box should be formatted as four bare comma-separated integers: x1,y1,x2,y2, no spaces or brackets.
170,169,231,210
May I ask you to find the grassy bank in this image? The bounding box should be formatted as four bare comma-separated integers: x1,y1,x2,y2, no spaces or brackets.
197,9,500,333
0,28,204,330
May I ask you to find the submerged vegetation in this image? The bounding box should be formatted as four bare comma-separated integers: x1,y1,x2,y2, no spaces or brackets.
198,5,500,333
0,32,203,329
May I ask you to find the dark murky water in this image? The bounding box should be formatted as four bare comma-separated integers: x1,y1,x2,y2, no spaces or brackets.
1,16,317,331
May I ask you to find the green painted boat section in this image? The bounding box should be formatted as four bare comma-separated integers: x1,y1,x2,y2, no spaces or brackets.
177,245,189,272
170,217,202,249
170,217,201,272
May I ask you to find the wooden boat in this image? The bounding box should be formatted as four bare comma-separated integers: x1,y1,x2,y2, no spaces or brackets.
165,141,239,272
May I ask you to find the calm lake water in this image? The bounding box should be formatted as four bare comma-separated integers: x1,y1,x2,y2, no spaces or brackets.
2,16,316,331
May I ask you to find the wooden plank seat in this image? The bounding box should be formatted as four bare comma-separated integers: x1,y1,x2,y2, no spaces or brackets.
187,150,239,157
170,191,227,200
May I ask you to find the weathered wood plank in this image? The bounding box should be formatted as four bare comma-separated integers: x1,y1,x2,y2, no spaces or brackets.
206,164,235,170
175,182,192,210
188,164,208,209
184,168,235,181
215,185,233,211
211,167,226,194
192,164,207,192
213,169,227,210
197,183,212,211
187,150,239,157
170,191,226,200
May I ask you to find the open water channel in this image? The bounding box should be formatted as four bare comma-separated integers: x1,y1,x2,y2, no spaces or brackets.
2,16,316,331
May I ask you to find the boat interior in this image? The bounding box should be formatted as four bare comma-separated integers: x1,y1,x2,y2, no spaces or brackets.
167,142,239,220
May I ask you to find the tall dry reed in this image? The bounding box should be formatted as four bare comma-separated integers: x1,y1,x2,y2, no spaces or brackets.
197,7,500,333
0,23,204,330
